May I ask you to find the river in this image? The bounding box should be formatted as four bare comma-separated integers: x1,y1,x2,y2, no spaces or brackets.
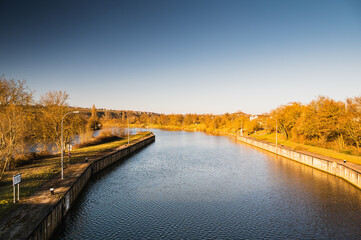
53,129,361,239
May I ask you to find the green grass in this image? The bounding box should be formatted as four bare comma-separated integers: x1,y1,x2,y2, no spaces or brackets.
250,132,361,165
0,132,151,217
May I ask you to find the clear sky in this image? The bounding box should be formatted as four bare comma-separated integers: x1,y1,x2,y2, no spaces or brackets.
1,0,360,114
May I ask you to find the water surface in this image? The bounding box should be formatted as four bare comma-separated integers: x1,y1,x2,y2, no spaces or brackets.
53,129,361,239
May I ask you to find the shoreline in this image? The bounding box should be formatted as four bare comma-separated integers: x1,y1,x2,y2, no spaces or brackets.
0,134,155,240
141,126,361,190
237,135,361,190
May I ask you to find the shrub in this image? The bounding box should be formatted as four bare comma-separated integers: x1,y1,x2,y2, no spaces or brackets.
14,151,53,167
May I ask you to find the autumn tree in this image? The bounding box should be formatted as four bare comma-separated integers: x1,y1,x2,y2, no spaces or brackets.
183,114,196,126
235,114,250,134
0,76,33,178
139,114,149,125
159,115,169,125
104,111,113,120
342,96,361,149
208,116,220,131
169,114,184,126
87,104,100,130
37,91,85,152
293,96,345,142
270,102,303,139
244,118,261,134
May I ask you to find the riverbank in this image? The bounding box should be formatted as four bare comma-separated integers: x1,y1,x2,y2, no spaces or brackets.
0,132,151,218
249,132,361,165
0,133,155,240
141,125,361,189
237,135,361,190
47,129,361,239
131,124,238,137
139,123,361,165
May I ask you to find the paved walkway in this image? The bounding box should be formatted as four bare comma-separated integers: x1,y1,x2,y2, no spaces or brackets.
296,147,361,173
0,144,128,240
239,136,361,174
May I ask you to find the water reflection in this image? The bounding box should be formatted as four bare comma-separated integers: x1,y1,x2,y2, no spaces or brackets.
92,127,141,137
53,129,361,239
26,127,142,153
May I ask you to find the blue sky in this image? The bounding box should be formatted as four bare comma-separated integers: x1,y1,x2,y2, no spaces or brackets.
1,0,360,114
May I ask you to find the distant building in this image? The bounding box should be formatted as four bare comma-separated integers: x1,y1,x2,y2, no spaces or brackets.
249,115,259,121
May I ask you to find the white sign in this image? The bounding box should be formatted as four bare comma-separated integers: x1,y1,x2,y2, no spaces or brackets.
13,174,21,186
66,195,70,212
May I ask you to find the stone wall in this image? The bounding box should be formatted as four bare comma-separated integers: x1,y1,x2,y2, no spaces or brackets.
237,136,361,189
28,134,155,240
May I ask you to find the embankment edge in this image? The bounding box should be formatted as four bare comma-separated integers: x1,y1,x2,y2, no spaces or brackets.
237,136,361,190
27,134,155,240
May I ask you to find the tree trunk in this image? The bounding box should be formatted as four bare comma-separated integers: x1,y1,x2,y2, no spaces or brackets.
0,157,9,180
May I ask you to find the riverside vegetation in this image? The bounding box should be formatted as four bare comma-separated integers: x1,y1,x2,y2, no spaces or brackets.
0,76,131,179
119,97,361,164
88,97,361,164
1,76,361,212
0,76,151,216
0,130,151,217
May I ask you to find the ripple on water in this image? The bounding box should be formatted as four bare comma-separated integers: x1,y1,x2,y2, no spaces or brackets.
53,130,361,239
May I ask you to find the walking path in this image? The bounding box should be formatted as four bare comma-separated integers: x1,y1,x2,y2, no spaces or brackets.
238,136,361,190
270,140,361,173
0,144,128,240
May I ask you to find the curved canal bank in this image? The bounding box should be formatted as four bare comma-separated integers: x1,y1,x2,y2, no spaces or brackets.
0,134,155,240
53,130,361,239
237,136,361,190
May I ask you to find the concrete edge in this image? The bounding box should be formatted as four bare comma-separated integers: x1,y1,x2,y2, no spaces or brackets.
237,135,361,190
27,134,155,240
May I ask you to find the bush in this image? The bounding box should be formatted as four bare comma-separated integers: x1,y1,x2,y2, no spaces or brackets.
73,134,122,149
14,151,53,167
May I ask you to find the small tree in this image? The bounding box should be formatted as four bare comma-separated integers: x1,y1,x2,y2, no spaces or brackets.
87,104,100,130
103,110,113,121
270,102,303,139
342,97,361,149
37,91,84,152
0,76,33,178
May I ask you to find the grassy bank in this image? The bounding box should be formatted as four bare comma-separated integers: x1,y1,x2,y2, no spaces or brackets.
136,123,361,165
130,123,237,136
0,132,151,217
249,132,361,165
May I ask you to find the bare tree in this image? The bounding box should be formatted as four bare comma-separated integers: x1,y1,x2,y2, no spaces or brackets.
0,76,33,179
38,91,84,152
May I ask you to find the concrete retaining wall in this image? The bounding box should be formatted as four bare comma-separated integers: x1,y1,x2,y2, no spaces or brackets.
238,136,361,190
28,134,155,240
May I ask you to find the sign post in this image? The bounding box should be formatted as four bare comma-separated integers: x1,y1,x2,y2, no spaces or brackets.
13,173,21,203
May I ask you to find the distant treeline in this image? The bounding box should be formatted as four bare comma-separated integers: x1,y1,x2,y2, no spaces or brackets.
2,75,361,178
118,96,361,156
266,96,361,154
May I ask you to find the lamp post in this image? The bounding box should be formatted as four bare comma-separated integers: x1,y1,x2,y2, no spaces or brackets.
61,111,79,179
127,114,130,144
241,119,243,136
270,116,278,147
275,118,278,147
